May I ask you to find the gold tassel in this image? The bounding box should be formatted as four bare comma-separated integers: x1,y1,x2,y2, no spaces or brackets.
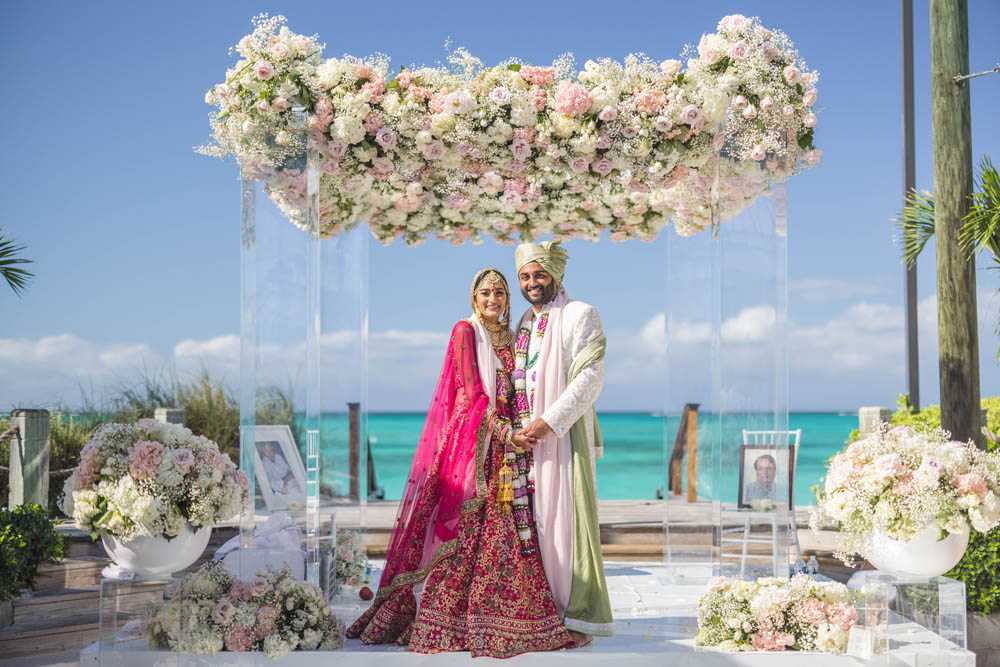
497,463,514,512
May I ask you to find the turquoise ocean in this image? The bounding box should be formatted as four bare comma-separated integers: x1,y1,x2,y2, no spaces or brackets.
318,412,857,505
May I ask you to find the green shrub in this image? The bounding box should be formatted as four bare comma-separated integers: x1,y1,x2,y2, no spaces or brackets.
0,504,64,602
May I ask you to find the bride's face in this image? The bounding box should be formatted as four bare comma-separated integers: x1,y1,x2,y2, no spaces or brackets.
475,281,507,324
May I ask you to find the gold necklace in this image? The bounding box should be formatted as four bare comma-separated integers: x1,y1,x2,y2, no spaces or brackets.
476,311,514,348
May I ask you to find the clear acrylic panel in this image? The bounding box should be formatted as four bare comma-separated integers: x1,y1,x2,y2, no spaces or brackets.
238,108,323,584
98,577,178,665
664,136,790,580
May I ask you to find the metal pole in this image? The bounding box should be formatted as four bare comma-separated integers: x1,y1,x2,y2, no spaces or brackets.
902,0,920,410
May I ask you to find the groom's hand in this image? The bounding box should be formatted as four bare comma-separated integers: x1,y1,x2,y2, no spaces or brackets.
521,418,552,440
512,432,538,451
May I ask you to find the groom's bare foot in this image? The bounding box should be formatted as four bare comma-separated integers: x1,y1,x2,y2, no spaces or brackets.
568,630,593,648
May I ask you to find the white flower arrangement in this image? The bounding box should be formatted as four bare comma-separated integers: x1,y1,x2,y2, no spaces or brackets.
810,423,1000,566
199,13,820,245
147,561,345,657
696,575,859,653
60,420,250,541
334,529,367,589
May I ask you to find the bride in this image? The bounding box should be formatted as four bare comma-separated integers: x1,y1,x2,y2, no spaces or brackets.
347,268,572,657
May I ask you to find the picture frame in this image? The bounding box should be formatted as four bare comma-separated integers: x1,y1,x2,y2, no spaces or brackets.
737,444,796,510
253,425,307,512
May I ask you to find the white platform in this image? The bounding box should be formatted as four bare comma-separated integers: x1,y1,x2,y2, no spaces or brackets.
82,562,863,666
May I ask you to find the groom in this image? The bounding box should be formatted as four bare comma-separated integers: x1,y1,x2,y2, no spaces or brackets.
513,241,613,645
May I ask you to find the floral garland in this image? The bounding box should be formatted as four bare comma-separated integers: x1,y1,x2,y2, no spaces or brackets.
200,13,820,245
810,423,1000,567
696,575,859,653
147,561,344,658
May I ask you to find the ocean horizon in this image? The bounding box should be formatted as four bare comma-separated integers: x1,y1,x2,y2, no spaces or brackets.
317,411,858,505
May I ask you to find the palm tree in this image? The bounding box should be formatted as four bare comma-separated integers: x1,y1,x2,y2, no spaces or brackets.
898,155,1000,351
0,228,34,297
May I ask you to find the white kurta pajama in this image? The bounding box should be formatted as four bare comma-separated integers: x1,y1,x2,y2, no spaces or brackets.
519,291,614,636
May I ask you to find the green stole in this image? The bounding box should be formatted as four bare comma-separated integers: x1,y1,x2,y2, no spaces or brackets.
562,334,614,637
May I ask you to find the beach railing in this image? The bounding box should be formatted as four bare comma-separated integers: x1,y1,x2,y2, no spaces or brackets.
668,403,699,502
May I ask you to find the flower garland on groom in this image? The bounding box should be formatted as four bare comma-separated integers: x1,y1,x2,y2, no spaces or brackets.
513,240,612,645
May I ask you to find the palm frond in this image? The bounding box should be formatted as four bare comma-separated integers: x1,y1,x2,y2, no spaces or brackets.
0,230,34,297
895,188,937,269
960,156,1000,270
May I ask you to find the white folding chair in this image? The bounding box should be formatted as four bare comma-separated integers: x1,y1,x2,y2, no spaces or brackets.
719,429,802,577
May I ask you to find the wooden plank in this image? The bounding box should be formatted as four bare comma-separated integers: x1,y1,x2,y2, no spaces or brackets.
685,409,698,502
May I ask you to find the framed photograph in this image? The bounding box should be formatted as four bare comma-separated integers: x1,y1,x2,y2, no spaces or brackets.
737,445,796,510
253,425,307,512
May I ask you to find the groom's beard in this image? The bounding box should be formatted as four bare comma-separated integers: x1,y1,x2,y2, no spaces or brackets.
521,281,557,306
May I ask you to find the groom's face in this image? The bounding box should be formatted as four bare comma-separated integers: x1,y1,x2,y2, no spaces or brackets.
518,262,557,305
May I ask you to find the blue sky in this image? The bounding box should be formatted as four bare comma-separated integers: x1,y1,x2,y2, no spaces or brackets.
1,0,998,412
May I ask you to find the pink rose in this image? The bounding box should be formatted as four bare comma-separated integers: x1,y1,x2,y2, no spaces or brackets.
128,440,165,480
235,469,250,490
743,104,758,119
580,200,596,211
268,42,290,60
292,35,311,54
654,116,672,132
355,64,372,80
255,99,270,113
732,95,747,109
478,171,504,193
598,105,617,122
422,140,446,160
327,140,347,158
271,97,291,112
237,36,252,55
489,86,512,105
511,139,532,160
803,112,818,128
803,89,818,106
874,453,904,478
363,114,383,134
254,60,275,81
228,580,251,602
621,126,638,138
728,41,751,60
751,145,766,161
718,14,749,33
375,127,397,149
679,104,704,128
918,454,942,475
371,157,394,177
781,105,795,119
501,190,522,207
762,43,777,61
783,65,802,85
701,49,721,65
554,82,592,116
513,127,535,143
707,576,727,592
760,96,774,111
595,134,611,149
213,598,236,624
251,576,271,597
591,157,614,176
507,161,526,174
503,178,527,195
172,448,194,474
361,79,386,103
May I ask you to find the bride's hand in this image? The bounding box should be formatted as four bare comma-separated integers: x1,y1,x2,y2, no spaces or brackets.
512,432,538,451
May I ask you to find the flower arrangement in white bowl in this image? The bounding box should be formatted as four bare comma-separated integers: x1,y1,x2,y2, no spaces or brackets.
696,574,859,653
60,419,250,576
147,561,344,657
811,423,1000,576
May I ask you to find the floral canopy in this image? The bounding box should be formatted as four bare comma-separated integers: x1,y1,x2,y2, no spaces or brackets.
200,14,820,246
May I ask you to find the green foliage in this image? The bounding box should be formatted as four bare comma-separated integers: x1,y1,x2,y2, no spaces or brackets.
0,228,34,297
843,395,1000,614
0,504,64,602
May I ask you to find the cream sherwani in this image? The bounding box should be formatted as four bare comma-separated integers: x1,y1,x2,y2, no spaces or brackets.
520,293,612,636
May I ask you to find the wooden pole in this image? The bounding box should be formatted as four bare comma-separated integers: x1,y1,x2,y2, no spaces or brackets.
902,0,920,411
9,409,50,509
685,408,698,503
348,402,360,500
930,0,981,445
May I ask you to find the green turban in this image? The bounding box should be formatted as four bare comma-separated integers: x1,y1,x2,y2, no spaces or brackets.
515,240,569,287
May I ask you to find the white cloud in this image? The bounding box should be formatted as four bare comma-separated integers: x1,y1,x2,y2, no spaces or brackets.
790,277,890,301
3,291,999,412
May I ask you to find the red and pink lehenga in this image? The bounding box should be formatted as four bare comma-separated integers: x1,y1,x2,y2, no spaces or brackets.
347,320,572,658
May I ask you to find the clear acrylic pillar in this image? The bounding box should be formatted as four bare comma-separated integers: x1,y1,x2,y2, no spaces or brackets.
239,109,323,584
664,142,790,580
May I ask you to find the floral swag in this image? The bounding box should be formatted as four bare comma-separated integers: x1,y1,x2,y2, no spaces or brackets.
199,14,821,245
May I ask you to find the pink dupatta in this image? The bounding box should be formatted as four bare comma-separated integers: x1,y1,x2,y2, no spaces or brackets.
372,319,506,600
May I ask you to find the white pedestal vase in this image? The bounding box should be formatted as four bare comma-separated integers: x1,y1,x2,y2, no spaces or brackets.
867,522,970,579
101,524,211,577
